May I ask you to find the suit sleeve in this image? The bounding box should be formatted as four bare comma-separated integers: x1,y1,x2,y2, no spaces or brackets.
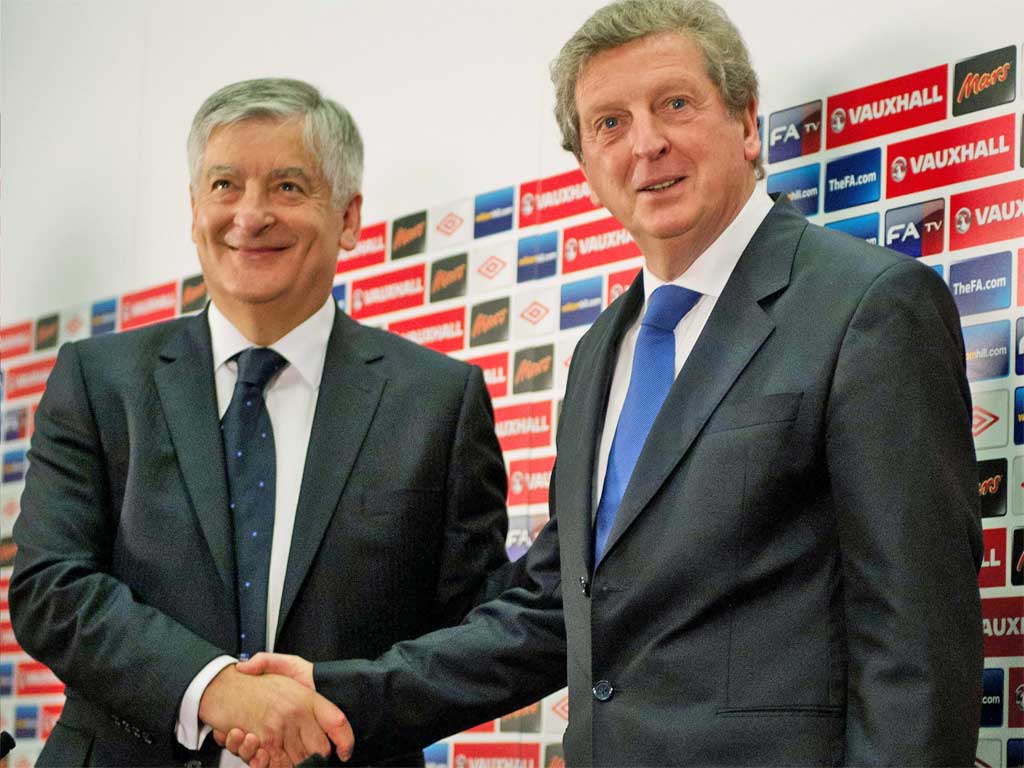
431,364,512,625
10,342,227,740
314,466,567,764
826,260,983,766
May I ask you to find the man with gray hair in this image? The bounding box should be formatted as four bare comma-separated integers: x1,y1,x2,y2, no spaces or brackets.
10,77,510,767
227,2,983,765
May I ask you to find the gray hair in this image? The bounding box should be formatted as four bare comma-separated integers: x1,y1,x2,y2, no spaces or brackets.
187,78,363,208
551,0,763,179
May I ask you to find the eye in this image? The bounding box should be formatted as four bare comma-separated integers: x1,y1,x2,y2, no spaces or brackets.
600,116,619,131
278,181,303,194
211,179,231,191
668,98,686,110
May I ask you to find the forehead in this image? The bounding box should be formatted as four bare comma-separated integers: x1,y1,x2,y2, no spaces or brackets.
202,117,314,169
575,31,710,112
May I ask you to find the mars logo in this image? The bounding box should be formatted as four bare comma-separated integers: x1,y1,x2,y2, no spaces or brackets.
977,458,1008,518
767,100,821,163
953,46,1017,117
388,307,465,354
950,179,1024,251
391,211,428,260
886,114,1015,198
889,156,907,183
826,64,946,149
180,273,207,314
513,344,554,394
430,253,468,303
981,596,1024,657
1013,529,1024,587
518,168,597,227
350,264,425,320
470,297,510,347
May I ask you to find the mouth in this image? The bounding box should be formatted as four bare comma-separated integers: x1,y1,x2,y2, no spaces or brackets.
228,244,290,257
638,177,684,192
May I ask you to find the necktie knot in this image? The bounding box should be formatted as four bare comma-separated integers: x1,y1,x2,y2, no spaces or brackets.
642,285,702,332
235,348,287,389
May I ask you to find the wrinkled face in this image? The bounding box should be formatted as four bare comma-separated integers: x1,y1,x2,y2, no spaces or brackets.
575,32,760,261
191,118,360,326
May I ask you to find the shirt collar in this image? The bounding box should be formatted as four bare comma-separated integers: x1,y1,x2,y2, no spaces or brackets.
642,183,775,302
207,297,336,388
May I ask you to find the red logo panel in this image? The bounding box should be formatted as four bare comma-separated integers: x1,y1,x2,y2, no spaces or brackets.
121,281,177,331
494,401,552,451
350,264,425,319
562,217,640,274
0,322,33,360
466,351,509,400
949,178,1024,251
886,113,1015,198
507,455,555,507
979,527,1007,588
452,742,540,768
16,661,65,696
338,221,387,274
826,65,947,149
607,267,641,305
981,596,1024,657
387,307,465,353
519,168,598,227
5,357,56,401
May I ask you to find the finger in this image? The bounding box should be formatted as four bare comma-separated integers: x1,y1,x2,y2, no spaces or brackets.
238,732,261,763
314,695,354,762
213,729,227,747
235,652,270,676
223,728,246,754
283,720,309,767
265,744,292,768
250,746,271,768
298,704,331,758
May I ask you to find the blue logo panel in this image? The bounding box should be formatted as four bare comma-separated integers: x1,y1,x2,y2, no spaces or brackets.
1017,318,1024,375
517,232,559,283
91,297,117,336
767,101,822,164
824,148,881,213
3,449,26,483
560,276,603,329
423,743,448,768
0,663,13,696
981,668,1004,726
474,187,515,238
15,705,38,739
331,283,347,313
767,163,820,215
825,212,879,244
963,320,1010,382
949,252,1011,317
1016,386,1024,445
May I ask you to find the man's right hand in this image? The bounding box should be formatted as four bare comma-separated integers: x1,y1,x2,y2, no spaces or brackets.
198,664,353,767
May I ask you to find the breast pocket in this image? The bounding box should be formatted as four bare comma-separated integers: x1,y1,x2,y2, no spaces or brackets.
703,392,802,434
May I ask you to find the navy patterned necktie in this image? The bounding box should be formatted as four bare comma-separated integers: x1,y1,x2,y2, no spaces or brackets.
221,347,288,659
593,285,702,564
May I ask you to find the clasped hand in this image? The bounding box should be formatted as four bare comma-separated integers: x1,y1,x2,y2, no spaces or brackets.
200,654,351,768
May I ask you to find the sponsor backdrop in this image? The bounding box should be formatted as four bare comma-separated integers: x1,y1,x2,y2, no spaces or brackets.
3,2,1024,766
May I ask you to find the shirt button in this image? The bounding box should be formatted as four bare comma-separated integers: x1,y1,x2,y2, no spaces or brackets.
185,760,204,767
593,679,614,701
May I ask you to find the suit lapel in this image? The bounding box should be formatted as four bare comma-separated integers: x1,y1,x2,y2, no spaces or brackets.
560,276,644,572
154,312,235,594
600,200,804,562
276,310,386,639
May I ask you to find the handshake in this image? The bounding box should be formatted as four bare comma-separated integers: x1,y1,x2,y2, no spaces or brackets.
199,653,350,768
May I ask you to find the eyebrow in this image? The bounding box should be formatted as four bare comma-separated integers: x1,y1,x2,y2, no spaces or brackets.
203,165,315,184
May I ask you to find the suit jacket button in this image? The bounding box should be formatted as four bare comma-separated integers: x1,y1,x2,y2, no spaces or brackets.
593,679,614,701
185,760,203,767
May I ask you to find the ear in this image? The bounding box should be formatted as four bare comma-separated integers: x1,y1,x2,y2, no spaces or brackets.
338,193,363,251
740,98,761,165
190,187,199,244
579,160,603,207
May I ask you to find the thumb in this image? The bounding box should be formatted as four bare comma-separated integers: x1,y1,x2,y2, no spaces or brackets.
234,652,272,676
314,695,354,763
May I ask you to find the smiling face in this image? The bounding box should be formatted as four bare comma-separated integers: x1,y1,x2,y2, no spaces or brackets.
575,31,760,278
191,117,361,341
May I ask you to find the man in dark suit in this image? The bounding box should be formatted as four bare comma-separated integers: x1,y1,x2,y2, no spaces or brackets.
225,1,984,765
9,78,509,768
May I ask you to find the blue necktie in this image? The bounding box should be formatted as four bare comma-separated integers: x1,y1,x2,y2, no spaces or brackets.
221,347,288,659
593,285,702,563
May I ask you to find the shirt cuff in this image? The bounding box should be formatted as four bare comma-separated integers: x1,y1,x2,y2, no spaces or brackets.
176,655,236,749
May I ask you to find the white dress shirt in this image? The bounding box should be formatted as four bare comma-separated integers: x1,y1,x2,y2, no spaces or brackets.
593,186,775,510
175,297,335,764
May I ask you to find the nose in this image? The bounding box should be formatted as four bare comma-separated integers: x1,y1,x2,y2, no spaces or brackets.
631,111,670,161
233,185,275,236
